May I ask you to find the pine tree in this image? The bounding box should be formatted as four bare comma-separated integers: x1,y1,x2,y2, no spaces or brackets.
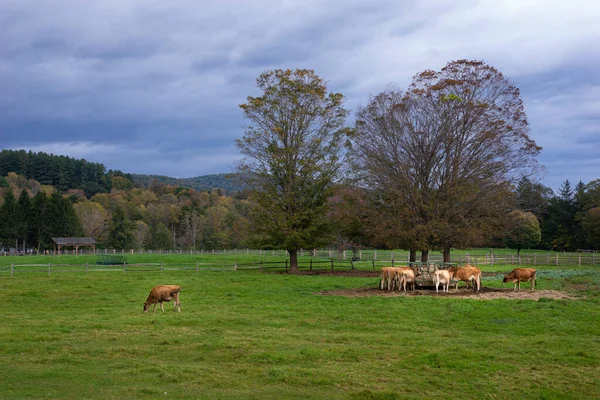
0,190,18,248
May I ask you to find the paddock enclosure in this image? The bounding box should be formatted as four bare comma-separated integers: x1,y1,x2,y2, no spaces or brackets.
1,253,599,399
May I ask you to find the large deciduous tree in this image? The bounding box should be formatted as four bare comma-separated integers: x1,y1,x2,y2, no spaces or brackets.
503,210,542,255
237,69,350,272
350,60,541,261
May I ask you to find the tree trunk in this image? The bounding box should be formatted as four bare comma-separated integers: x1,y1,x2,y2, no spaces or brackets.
409,249,416,263
289,249,299,273
421,250,429,262
443,246,451,263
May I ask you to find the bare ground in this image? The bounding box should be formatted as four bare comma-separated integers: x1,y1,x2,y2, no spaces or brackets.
299,269,580,301
317,286,579,300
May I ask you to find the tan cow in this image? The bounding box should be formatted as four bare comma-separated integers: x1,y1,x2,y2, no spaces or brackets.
503,268,536,291
434,269,452,293
448,265,482,291
143,285,181,312
380,267,411,291
397,269,417,291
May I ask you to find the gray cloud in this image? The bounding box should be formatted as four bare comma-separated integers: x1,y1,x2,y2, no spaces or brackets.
0,0,599,191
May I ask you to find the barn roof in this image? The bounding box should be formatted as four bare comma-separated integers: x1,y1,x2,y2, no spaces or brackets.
52,237,96,245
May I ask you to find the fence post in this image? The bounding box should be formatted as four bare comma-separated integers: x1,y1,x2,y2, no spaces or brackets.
86,263,88,274
48,263,51,276
11,263,14,277
161,261,163,272
579,254,581,266
260,260,263,273
330,259,334,272
310,259,312,271
196,260,198,272
556,254,559,266
285,259,288,272
124,262,126,273
391,254,394,267
372,259,375,269
234,263,237,271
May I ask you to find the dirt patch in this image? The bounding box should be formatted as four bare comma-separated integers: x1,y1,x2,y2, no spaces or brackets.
317,286,580,300
279,269,580,300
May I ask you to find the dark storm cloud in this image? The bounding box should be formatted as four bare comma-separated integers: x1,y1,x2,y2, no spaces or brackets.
0,0,599,188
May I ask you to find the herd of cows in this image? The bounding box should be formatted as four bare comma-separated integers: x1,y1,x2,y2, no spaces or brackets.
141,267,538,313
379,265,537,293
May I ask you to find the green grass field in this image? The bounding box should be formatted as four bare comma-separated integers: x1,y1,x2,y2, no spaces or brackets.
1,253,599,399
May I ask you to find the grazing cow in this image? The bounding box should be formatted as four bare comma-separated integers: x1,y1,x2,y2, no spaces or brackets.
434,269,452,293
380,267,411,291
503,268,536,291
143,285,181,312
397,269,416,291
448,265,482,291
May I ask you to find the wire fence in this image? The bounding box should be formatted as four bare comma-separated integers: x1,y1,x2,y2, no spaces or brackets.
1,252,599,277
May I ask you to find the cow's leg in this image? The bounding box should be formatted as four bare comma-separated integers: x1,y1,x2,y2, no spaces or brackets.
160,302,165,312
174,292,180,312
152,302,157,312
531,277,535,291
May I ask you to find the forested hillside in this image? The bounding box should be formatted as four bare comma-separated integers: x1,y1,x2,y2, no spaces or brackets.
0,149,111,196
0,150,244,195
130,173,247,193
1,150,599,254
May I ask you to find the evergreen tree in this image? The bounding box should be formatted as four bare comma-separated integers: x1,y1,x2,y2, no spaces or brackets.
31,192,52,251
16,190,33,251
541,180,577,251
0,190,18,248
147,222,173,250
106,207,135,249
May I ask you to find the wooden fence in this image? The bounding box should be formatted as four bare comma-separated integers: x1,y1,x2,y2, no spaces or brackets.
1,254,599,277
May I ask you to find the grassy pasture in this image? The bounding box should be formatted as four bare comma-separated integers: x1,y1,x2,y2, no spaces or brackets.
0,254,599,399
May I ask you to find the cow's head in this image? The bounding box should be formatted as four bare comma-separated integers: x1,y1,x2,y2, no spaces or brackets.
143,302,151,312
502,275,509,284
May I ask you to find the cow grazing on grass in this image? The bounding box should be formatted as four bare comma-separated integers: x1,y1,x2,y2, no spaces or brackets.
448,265,482,291
434,269,452,293
503,268,536,291
143,285,181,312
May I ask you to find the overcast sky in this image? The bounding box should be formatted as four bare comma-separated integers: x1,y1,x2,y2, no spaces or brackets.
1,0,599,192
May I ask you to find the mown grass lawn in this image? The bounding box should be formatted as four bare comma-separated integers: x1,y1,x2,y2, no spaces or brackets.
1,263,599,399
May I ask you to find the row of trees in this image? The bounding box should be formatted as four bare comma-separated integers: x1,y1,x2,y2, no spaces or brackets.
1,61,599,270
0,149,121,196
0,171,598,257
234,62,600,271
0,171,251,252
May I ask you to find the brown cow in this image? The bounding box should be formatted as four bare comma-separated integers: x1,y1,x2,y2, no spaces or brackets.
143,285,181,312
380,267,411,291
503,268,536,291
397,269,416,291
448,265,482,291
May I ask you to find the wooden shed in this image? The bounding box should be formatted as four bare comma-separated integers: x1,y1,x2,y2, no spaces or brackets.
52,237,96,254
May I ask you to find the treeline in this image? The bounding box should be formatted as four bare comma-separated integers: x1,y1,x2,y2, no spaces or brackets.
1,170,599,253
0,149,129,196
130,173,247,193
0,171,250,252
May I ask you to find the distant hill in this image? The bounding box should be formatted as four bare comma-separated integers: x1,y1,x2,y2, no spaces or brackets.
130,173,248,193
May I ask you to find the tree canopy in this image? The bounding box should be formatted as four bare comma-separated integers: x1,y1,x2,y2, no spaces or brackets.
350,60,541,260
236,69,351,272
